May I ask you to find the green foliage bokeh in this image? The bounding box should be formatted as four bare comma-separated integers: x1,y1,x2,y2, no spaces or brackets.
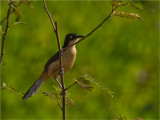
0,1,159,119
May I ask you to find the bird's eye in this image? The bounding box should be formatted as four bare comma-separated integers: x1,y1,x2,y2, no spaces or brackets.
69,36,73,39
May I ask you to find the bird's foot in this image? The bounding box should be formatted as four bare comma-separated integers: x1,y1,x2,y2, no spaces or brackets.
60,90,67,96
59,68,64,75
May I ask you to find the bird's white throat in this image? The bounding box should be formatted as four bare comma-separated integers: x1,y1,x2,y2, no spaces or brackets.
68,38,79,46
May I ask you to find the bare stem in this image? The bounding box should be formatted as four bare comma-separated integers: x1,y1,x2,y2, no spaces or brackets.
0,0,12,64
43,0,66,119
55,22,66,120
55,94,62,109
43,0,56,31
62,7,117,51
112,0,114,11
65,82,77,91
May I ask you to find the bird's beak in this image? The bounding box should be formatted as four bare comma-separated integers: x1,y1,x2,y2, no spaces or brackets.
76,35,84,38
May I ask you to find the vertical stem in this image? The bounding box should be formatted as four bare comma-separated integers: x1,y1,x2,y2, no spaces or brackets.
0,0,12,64
55,22,65,120
43,0,66,119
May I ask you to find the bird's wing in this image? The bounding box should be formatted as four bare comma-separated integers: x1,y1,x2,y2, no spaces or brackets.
44,51,59,71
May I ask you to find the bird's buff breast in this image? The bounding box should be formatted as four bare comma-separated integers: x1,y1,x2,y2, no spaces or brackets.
47,46,77,79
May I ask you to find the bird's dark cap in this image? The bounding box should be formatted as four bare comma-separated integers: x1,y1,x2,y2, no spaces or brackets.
65,33,84,40
63,33,84,48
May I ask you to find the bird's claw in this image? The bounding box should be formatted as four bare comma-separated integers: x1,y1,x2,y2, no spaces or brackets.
60,90,67,96
60,69,64,75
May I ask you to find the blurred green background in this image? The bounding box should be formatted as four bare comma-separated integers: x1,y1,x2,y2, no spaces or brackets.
0,0,159,119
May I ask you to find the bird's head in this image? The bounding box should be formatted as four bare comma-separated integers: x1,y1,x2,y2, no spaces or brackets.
63,33,84,48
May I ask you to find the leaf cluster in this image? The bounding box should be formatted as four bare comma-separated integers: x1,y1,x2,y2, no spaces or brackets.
112,0,143,21
116,113,127,120
0,0,33,25
41,86,78,110
66,98,78,110
113,1,143,9
0,82,24,96
40,74,116,109
112,11,143,21
75,74,116,98
12,0,33,22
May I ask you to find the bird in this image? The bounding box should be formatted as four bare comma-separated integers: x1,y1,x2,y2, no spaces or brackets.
23,33,84,100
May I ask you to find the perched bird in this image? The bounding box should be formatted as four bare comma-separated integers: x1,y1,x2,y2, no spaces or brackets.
23,33,84,100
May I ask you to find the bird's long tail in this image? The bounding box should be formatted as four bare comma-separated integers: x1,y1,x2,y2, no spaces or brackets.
23,78,43,100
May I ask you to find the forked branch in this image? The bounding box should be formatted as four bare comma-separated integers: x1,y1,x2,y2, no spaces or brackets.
42,0,142,119
0,1,22,25
42,1,117,120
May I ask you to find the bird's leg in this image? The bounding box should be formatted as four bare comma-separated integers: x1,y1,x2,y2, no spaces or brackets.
55,78,66,95
60,67,64,75
55,78,62,88
58,66,66,95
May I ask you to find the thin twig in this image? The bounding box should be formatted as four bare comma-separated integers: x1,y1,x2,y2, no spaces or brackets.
112,0,114,11
43,0,56,31
62,7,117,51
43,0,66,119
65,76,83,91
55,94,63,109
65,82,77,91
0,0,12,64
55,22,66,120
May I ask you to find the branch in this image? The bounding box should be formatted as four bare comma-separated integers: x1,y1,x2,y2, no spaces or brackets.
0,0,12,64
65,82,77,91
65,76,83,91
55,22,66,120
40,90,62,109
0,0,33,25
0,1,21,25
62,7,117,51
0,83,24,97
55,93,63,109
43,0,56,31
112,0,114,11
43,0,66,119
112,11,143,21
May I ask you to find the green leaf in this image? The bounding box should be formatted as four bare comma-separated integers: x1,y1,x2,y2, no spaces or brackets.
116,113,127,120
13,8,21,22
113,1,143,9
0,83,24,96
12,22,28,26
66,98,78,110
112,11,143,21
20,0,33,8
75,74,116,97
53,85,61,93
74,74,94,91
41,90,58,101
8,1,17,8
40,89,78,110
